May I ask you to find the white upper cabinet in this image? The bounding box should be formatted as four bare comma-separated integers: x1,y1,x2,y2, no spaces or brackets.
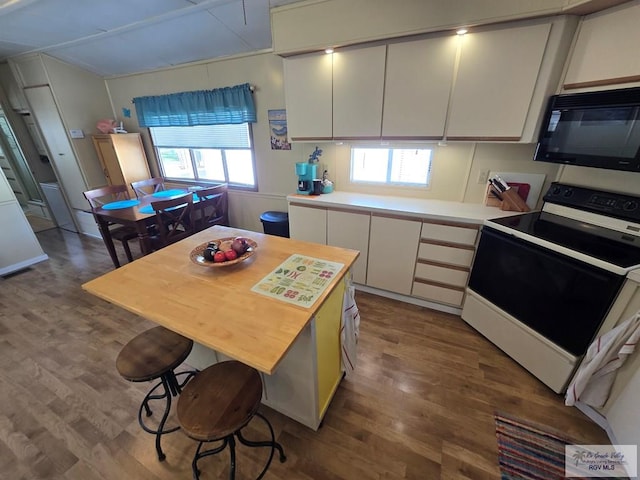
283,53,333,140
333,45,386,139
446,22,551,140
564,2,640,89
282,17,571,142
382,36,457,138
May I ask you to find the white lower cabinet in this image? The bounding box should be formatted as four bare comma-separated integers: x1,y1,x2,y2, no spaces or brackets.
327,209,370,284
412,220,479,307
366,215,421,295
412,282,465,307
287,200,484,311
288,203,327,244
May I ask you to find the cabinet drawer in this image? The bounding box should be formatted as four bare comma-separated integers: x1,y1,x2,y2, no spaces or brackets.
412,281,465,307
418,243,474,267
414,262,469,287
421,222,478,245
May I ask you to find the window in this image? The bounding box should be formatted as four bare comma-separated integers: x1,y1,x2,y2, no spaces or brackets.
350,147,433,186
150,124,256,188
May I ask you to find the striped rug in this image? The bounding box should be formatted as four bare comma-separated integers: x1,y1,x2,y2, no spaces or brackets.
494,413,629,480
495,412,570,479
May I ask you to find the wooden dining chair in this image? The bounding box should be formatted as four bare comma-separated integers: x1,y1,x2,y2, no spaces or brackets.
150,193,195,248
131,177,166,198
83,185,140,264
194,184,229,232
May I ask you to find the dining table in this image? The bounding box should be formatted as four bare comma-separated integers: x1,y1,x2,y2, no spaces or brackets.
91,188,202,268
82,225,360,429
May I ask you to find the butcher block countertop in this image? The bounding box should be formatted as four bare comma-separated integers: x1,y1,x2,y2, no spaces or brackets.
82,226,359,374
287,191,518,224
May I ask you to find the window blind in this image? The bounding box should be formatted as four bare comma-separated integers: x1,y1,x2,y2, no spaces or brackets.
150,124,251,149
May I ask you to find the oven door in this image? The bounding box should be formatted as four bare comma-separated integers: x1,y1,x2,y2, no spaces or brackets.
468,227,624,357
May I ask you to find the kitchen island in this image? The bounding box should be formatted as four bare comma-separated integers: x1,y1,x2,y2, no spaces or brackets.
82,225,359,430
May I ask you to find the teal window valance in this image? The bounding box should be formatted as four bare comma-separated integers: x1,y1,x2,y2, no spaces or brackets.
133,83,256,127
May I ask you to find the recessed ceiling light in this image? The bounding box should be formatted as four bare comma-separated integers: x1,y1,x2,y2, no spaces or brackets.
456,28,468,35
325,48,334,54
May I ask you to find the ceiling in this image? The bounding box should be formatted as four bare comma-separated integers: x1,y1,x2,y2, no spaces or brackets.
0,0,303,77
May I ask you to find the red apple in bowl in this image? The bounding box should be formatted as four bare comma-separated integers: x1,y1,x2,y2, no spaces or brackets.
231,237,249,255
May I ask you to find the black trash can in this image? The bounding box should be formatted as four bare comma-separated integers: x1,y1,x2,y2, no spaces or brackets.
260,211,290,238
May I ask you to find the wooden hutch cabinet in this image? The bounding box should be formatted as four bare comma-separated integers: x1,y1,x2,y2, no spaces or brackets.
92,133,151,196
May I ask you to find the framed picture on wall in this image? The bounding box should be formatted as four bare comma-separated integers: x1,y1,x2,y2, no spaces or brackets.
268,109,291,150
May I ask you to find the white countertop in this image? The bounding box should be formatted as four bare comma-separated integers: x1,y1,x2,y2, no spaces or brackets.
287,191,519,224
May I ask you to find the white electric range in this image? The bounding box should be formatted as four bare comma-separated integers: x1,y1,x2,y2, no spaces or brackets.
462,182,640,393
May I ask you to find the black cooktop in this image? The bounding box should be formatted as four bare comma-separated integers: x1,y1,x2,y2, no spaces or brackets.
488,211,640,268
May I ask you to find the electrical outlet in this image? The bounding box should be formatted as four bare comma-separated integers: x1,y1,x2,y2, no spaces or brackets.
477,169,489,184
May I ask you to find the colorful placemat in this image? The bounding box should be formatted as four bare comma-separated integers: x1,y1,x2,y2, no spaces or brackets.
102,199,140,210
151,189,188,198
251,254,344,308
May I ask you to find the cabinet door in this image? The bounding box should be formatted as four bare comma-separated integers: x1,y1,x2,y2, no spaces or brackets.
367,215,421,295
283,54,333,141
262,323,318,429
93,136,125,186
93,134,150,196
24,86,86,213
315,279,345,419
288,204,327,244
447,22,551,140
327,209,369,284
333,45,386,139
420,221,478,246
383,36,457,138
564,3,640,88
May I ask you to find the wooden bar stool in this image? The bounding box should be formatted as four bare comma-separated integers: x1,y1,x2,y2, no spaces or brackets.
116,326,196,461
177,361,286,480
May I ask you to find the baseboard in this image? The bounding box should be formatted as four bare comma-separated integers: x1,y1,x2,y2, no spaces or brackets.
353,283,462,316
575,401,617,444
0,254,49,277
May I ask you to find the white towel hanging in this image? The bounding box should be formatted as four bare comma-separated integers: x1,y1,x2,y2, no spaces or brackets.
341,274,360,377
566,310,640,408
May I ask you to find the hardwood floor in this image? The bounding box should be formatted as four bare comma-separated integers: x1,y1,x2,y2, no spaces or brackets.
0,228,609,479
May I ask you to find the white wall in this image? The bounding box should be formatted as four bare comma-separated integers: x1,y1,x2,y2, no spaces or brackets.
40,56,115,190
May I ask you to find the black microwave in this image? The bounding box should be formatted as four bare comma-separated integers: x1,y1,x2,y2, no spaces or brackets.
534,87,640,172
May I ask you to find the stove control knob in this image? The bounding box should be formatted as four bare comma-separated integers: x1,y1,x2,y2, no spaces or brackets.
563,188,574,197
623,200,638,211
551,186,562,195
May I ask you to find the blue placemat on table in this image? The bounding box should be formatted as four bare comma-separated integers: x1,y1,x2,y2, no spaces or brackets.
102,199,140,210
151,189,187,198
138,193,199,214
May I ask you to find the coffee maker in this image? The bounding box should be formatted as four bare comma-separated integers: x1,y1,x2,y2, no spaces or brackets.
296,162,317,195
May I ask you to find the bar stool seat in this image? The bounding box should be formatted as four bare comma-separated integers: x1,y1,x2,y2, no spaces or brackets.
177,360,286,479
116,326,196,461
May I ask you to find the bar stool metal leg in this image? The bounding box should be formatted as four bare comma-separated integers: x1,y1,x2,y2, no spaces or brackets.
192,438,229,480
236,412,287,480
136,370,196,461
228,435,237,480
